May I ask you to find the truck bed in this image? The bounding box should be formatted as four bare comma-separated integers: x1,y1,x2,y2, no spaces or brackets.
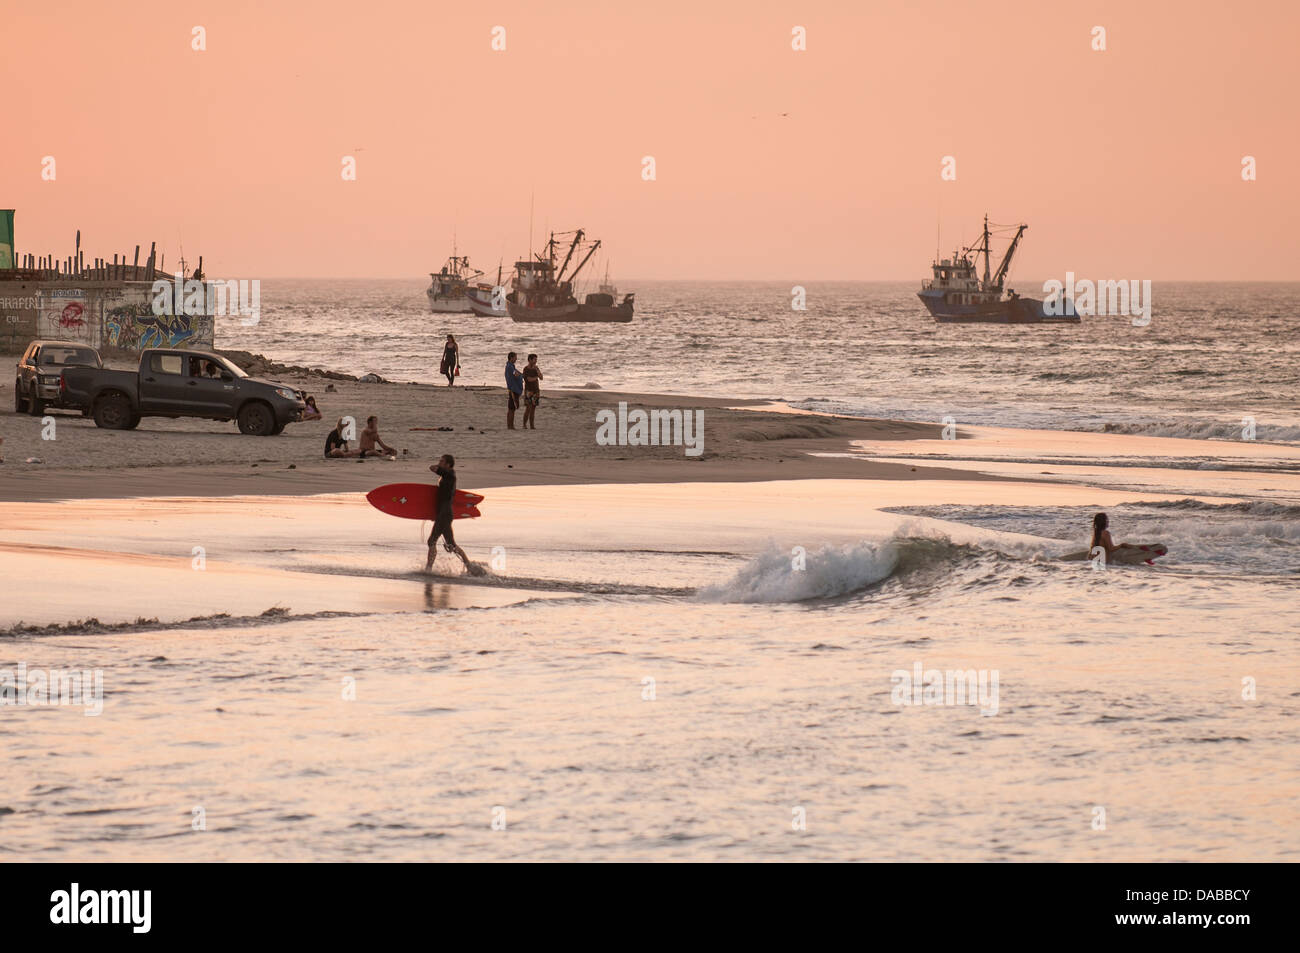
61,366,138,408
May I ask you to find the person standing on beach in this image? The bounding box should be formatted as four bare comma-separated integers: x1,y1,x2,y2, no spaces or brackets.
505,351,523,429
521,353,543,430
440,335,460,386
425,454,480,574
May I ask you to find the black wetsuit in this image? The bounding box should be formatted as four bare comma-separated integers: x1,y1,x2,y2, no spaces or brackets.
429,465,457,547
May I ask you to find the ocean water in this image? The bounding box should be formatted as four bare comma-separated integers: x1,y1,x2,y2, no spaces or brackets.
3,476,1298,862
4,282,1299,862
226,279,1300,442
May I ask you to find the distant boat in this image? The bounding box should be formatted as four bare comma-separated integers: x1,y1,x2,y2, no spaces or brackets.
506,230,634,323
426,253,483,313
466,262,509,317
918,215,1078,323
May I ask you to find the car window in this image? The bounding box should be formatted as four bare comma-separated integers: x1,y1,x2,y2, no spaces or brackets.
150,353,185,376
209,356,247,379
40,347,99,367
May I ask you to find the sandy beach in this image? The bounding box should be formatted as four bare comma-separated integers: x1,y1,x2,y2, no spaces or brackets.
0,362,995,503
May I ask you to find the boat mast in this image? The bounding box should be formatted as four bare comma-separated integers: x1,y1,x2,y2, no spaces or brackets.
555,229,583,282
568,238,602,283
991,224,1028,290
981,214,991,288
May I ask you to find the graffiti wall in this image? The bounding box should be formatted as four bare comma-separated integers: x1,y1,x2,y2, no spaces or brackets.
104,302,214,350
0,279,217,354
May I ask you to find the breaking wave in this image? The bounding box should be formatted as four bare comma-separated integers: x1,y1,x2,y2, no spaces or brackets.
1098,420,1300,443
695,535,1003,604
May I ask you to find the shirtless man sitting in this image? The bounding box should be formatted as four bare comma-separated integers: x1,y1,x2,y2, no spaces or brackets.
358,415,397,459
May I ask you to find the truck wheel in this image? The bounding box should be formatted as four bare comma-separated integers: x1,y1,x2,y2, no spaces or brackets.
93,393,135,430
28,389,46,416
13,380,25,414
237,401,275,436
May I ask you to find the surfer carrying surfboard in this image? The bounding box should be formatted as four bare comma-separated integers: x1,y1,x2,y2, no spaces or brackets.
425,455,481,575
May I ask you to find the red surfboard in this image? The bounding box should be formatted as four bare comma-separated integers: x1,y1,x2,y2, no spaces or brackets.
365,483,484,520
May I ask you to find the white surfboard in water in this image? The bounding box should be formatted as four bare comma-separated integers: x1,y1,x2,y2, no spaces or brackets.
1061,543,1168,565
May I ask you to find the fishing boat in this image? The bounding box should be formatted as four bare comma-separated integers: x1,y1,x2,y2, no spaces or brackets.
918,215,1078,323
506,230,635,323
426,253,483,313
466,262,509,317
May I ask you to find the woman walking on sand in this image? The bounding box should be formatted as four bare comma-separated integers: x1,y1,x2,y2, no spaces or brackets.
440,334,460,386
522,353,543,429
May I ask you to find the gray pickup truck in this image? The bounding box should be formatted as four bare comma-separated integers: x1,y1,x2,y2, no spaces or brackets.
63,348,306,435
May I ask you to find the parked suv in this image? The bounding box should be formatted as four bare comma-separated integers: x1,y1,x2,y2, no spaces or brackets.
14,340,103,415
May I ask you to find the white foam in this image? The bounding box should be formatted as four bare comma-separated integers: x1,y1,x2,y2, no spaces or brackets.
696,540,900,603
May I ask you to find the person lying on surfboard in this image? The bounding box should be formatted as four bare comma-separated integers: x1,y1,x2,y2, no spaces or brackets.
425,454,483,575
1090,512,1135,559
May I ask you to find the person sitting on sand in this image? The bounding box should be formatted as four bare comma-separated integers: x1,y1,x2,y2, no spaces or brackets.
425,454,481,575
302,395,322,421
521,353,543,430
1090,512,1135,559
359,415,397,459
324,418,356,458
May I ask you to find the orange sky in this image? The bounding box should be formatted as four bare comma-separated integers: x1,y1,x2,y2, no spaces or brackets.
3,0,1298,280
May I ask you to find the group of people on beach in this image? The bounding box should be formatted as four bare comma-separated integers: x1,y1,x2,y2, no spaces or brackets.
504,351,543,430
305,336,549,575
317,337,546,462
441,335,544,430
